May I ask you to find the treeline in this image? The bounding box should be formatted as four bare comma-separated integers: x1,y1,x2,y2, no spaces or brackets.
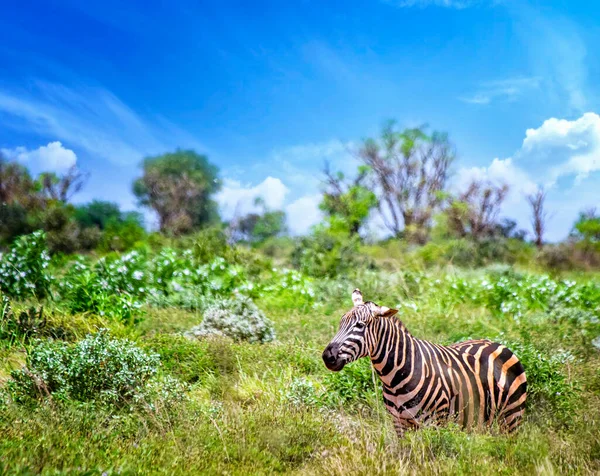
1,123,599,272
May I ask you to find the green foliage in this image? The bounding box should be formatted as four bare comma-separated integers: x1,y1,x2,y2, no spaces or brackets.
0,231,53,299
133,149,220,235
143,334,219,384
498,338,578,422
99,212,146,252
0,297,47,345
292,224,370,278
574,212,600,245
74,200,122,230
8,330,162,406
280,377,321,406
186,296,276,343
322,358,377,406
58,254,146,322
320,166,377,235
192,226,229,263
39,203,81,254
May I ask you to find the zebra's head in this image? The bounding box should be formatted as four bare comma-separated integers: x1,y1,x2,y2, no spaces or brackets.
322,289,398,371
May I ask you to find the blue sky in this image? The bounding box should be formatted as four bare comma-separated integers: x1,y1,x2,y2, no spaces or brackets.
1,0,599,239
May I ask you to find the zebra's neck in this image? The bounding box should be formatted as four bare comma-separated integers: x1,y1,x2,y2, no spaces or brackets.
368,316,415,389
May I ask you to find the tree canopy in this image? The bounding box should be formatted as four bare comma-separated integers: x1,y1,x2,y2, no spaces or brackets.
133,149,220,235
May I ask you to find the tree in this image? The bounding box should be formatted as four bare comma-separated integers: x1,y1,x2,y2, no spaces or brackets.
573,208,600,244
133,149,220,235
99,212,146,252
446,179,509,241
38,166,88,202
359,122,455,243
527,188,548,249
320,162,377,236
0,156,40,244
229,197,287,244
74,200,123,230
0,156,39,208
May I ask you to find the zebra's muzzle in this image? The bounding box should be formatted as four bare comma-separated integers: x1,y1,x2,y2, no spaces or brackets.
322,343,347,371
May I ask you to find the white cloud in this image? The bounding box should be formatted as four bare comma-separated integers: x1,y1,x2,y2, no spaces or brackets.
216,176,289,220
519,112,600,184
216,174,323,236
460,77,541,105
456,112,600,241
285,194,323,235
0,81,202,166
454,158,538,202
1,141,77,173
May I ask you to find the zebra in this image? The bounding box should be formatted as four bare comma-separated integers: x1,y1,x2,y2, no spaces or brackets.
322,289,527,436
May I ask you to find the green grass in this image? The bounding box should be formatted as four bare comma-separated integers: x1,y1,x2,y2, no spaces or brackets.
1,266,600,475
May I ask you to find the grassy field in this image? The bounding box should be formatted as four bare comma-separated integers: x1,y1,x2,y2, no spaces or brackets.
0,239,599,474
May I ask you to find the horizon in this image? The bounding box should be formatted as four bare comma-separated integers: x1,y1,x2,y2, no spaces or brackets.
1,0,599,241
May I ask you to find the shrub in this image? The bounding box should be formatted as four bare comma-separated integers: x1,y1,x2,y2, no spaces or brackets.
185,297,275,343
8,330,161,406
58,250,155,322
291,226,371,278
538,243,577,272
0,296,47,345
0,231,53,299
322,358,377,406
193,227,229,263
280,377,321,406
498,338,578,423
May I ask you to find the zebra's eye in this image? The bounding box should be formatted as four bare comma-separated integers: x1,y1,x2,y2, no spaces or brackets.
355,321,366,330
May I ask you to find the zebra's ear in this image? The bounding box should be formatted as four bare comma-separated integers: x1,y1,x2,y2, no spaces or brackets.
377,306,398,318
352,288,364,306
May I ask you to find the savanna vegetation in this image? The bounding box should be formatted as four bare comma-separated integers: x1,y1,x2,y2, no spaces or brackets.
0,124,599,474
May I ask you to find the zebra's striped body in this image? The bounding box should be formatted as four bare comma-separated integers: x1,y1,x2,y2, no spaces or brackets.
322,290,527,435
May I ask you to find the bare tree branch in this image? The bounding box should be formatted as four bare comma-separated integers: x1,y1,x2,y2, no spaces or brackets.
527,188,549,249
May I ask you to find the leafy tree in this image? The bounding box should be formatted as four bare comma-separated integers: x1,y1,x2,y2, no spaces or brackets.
573,209,600,246
320,163,377,236
0,156,39,207
75,200,123,230
0,157,41,244
230,197,287,244
133,149,220,235
359,121,455,243
99,212,146,252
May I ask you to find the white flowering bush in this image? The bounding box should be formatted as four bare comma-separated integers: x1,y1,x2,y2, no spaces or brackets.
429,271,600,319
186,297,275,343
280,377,321,406
58,257,144,322
0,231,53,299
8,330,163,406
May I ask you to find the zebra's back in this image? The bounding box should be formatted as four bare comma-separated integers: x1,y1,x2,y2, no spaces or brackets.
443,339,527,431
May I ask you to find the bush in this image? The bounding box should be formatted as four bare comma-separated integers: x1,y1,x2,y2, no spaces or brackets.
322,358,377,406
0,231,53,299
0,296,47,345
58,257,144,322
8,330,161,406
280,377,321,406
416,238,533,268
185,297,275,343
498,338,578,423
193,227,230,263
538,243,577,272
291,227,372,278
